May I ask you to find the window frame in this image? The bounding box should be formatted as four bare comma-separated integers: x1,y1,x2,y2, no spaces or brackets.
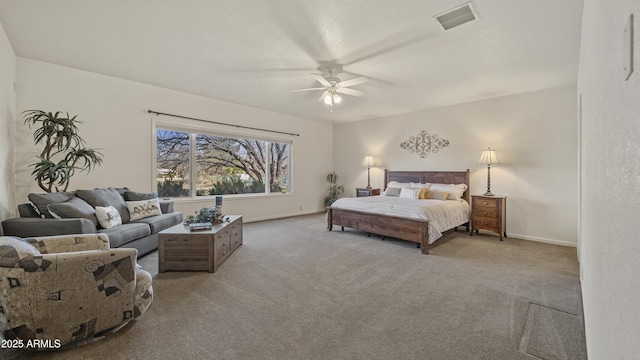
153,121,293,200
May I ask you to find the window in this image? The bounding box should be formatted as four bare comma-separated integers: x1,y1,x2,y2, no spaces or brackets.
156,127,291,197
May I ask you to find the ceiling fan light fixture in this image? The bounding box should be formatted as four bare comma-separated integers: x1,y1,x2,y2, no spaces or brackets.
323,91,342,105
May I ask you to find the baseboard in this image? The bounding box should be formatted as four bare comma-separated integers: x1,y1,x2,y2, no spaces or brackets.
508,233,577,247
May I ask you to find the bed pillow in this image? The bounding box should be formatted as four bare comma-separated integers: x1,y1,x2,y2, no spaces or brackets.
47,197,98,227
429,183,467,200
383,187,402,197
127,198,162,221
386,181,412,189
398,187,421,199
410,182,430,189
425,190,449,201
95,206,122,229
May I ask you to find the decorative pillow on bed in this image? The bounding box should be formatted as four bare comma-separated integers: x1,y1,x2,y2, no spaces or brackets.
95,206,122,229
425,190,449,201
418,187,430,199
384,187,402,197
429,183,467,200
399,187,421,199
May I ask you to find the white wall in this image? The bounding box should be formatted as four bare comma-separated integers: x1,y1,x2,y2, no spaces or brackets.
578,1,640,359
15,58,333,222
0,22,16,223
334,85,578,246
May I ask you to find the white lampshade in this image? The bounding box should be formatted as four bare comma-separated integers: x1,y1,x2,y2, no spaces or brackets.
479,148,500,165
362,155,374,167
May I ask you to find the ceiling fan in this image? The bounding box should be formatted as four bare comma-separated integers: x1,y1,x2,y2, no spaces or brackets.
291,65,369,111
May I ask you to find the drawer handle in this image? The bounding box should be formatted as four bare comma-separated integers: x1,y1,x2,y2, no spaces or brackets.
483,201,488,205
223,242,226,246
484,221,489,225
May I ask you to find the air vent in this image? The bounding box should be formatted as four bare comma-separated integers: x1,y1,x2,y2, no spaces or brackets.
435,3,477,31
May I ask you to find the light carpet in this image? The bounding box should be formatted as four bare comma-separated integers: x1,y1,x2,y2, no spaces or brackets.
2,213,586,360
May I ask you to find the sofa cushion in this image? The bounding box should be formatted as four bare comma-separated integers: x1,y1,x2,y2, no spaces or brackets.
28,192,76,218
123,191,158,201
47,197,98,227
127,198,162,221
132,212,183,234
76,188,131,224
98,223,151,248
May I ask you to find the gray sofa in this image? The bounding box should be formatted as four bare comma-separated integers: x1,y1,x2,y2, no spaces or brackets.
1,188,183,257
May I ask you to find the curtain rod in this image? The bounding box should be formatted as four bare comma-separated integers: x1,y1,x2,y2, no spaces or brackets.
147,110,300,137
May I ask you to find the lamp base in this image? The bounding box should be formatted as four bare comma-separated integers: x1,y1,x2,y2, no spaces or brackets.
483,191,495,196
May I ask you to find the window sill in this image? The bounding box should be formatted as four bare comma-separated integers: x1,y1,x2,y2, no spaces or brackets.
166,192,293,204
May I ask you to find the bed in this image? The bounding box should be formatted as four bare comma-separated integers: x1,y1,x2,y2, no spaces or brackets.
326,169,470,254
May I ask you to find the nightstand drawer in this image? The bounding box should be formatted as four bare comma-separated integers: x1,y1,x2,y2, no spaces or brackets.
475,198,499,208
473,206,498,219
473,218,499,230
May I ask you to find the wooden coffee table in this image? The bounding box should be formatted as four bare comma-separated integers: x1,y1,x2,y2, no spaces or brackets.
158,215,242,273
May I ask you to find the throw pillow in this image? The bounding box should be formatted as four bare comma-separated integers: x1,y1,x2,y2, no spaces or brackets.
28,192,76,218
127,198,162,221
399,187,421,199
76,188,130,223
384,187,401,197
95,206,122,229
47,197,98,226
425,190,449,201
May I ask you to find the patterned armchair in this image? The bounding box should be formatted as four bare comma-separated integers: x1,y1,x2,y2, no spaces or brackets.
0,233,153,349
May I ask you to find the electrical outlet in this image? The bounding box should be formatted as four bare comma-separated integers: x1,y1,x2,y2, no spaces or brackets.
299,206,303,211
580,267,584,282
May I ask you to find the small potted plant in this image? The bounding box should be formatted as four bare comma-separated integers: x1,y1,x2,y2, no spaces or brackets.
183,207,224,230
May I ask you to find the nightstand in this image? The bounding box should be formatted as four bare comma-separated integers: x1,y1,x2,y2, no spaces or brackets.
470,195,507,241
356,188,380,197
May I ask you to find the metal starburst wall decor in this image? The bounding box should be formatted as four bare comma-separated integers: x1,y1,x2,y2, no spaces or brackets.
400,130,450,158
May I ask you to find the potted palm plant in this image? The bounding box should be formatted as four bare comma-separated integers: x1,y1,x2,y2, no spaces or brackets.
323,171,344,207
23,110,104,192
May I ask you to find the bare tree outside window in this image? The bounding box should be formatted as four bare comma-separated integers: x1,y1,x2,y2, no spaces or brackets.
156,130,190,197
156,128,290,197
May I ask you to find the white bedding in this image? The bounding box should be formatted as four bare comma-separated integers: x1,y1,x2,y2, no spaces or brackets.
330,196,470,243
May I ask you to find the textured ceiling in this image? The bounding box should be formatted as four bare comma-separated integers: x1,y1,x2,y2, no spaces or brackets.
0,0,584,123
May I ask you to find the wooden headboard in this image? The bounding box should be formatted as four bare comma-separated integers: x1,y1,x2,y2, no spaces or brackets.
384,169,471,204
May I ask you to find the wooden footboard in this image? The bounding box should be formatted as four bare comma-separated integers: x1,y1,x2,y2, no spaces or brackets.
327,207,430,254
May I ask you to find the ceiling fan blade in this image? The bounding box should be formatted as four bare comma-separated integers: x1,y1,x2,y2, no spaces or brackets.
311,73,332,87
337,76,369,88
336,88,364,97
290,87,326,92
318,90,329,102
